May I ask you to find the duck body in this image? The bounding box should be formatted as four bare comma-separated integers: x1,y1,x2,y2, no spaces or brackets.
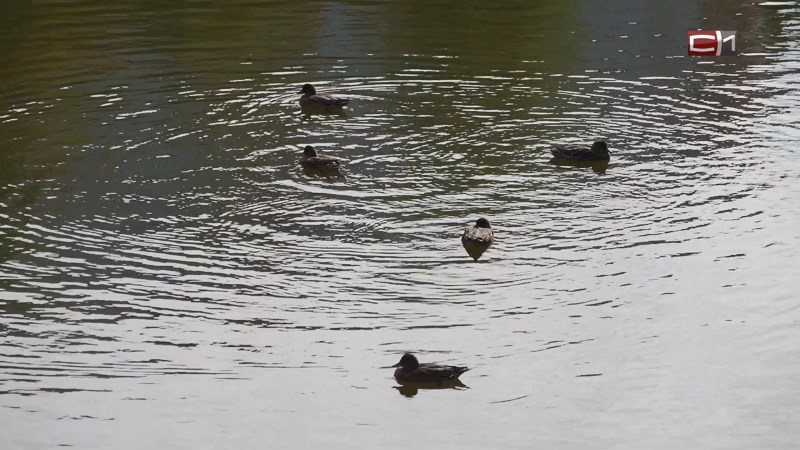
299,83,349,108
300,145,340,169
391,353,469,383
461,217,494,261
551,140,611,161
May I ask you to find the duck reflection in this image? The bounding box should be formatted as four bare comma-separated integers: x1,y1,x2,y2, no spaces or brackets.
394,378,469,398
548,158,610,175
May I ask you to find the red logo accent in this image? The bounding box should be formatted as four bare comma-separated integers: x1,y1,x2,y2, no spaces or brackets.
688,31,737,56
688,31,718,56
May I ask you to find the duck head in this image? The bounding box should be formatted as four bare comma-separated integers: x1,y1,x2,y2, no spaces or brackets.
391,353,419,370
475,218,491,228
303,145,317,157
299,83,316,95
591,140,611,155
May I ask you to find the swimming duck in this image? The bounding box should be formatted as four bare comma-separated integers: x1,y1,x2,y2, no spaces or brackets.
391,353,470,383
298,83,349,108
300,145,340,169
551,140,611,161
461,217,494,261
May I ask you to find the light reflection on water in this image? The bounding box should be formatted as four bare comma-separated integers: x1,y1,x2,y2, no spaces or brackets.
1,1,799,449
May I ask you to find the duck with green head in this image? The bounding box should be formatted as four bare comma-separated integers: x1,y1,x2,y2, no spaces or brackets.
551,140,611,161
300,145,340,169
390,353,470,383
298,83,349,108
461,217,494,261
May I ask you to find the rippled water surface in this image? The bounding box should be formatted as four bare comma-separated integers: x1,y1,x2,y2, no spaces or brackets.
2,1,799,449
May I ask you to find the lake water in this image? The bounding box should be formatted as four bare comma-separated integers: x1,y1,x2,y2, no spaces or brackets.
1,1,799,449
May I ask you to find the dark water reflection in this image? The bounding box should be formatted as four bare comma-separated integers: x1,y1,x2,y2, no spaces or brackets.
1,1,799,449
394,379,468,398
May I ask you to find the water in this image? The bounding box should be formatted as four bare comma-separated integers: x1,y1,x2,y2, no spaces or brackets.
1,1,799,448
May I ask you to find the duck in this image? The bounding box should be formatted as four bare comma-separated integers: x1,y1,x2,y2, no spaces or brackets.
390,353,470,383
300,145,340,169
298,83,349,108
550,140,611,161
461,217,494,261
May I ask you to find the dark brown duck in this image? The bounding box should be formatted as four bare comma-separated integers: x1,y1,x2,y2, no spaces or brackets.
461,217,494,261
298,83,349,108
391,353,470,383
551,140,611,161
300,145,340,169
